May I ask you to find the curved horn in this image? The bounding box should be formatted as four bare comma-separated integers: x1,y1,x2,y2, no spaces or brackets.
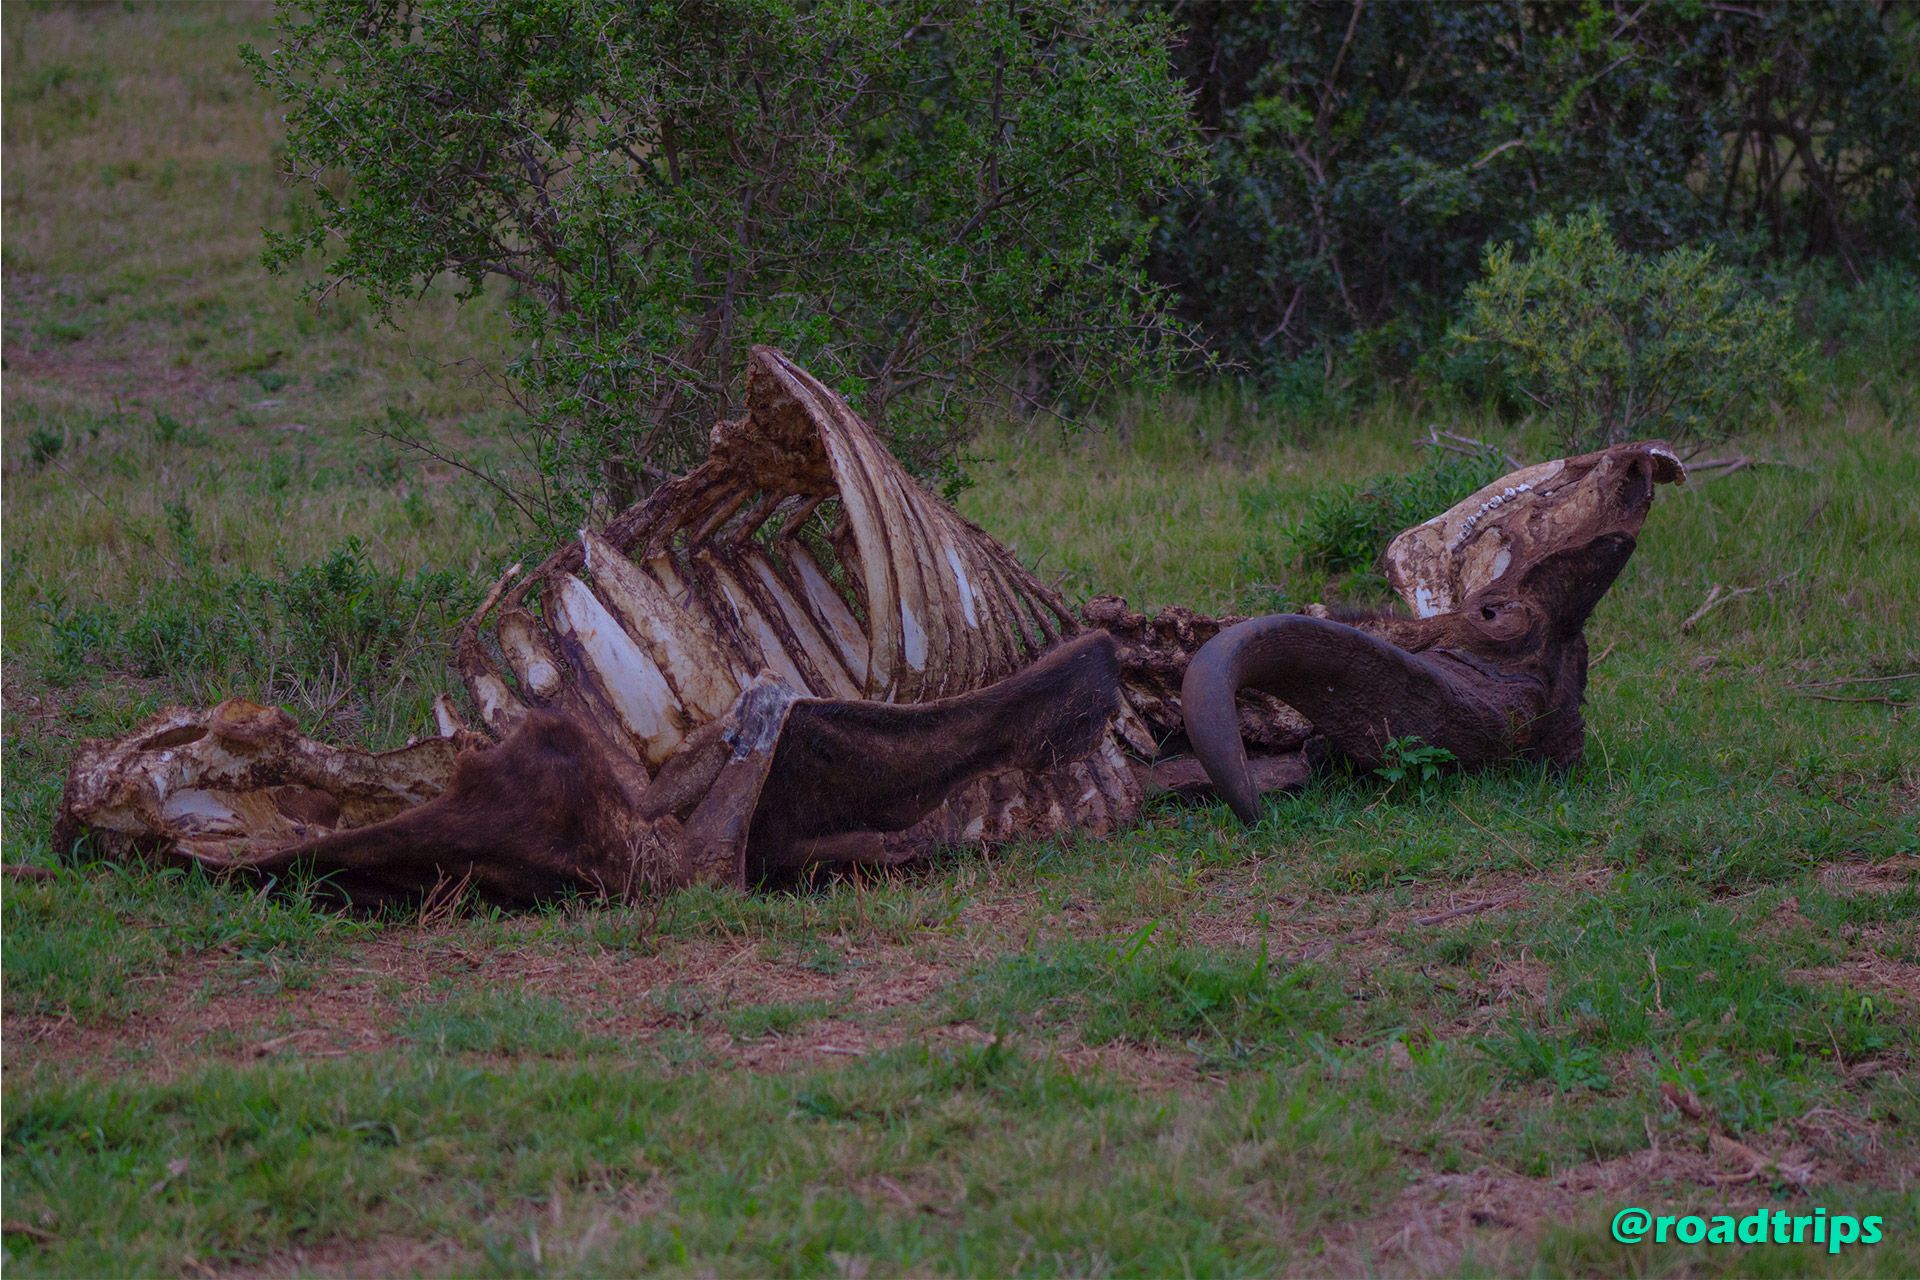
1180,615,1522,825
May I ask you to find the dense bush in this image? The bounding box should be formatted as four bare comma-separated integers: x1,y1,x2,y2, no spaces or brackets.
1150,0,1920,378
248,0,1201,519
1453,210,1810,449
1282,451,1510,575
1235,449,1512,605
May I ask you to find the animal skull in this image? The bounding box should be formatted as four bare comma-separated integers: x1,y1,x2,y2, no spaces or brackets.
57,347,1682,905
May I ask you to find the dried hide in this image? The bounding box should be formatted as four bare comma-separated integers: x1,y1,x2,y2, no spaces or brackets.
56,347,1682,902
59,348,1141,901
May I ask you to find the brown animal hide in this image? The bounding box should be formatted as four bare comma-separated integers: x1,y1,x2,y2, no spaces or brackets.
54,347,1680,903
1080,596,1315,753
58,349,1141,902
69,633,1126,907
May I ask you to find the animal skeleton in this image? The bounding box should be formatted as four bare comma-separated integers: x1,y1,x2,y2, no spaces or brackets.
58,347,1682,905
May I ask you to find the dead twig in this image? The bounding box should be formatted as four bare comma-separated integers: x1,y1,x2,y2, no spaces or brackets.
1680,573,1794,635
1470,137,1528,170
367,422,548,529
1707,1132,1816,1189
1412,895,1520,927
251,1030,321,1057
1415,426,1521,471
1788,671,1919,690
1299,893,1521,959
3,864,58,881
1685,454,1806,477
1659,1081,1709,1120
1589,641,1617,668
1792,691,1915,709
3,1222,57,1244
1660,1080,1817,1188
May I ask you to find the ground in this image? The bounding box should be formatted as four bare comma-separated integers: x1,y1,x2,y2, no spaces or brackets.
3,4,1917,1277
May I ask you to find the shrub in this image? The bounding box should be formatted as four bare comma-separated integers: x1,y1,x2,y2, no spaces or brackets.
1451,210,1810,450
1277,449,1511,585
1149,1,1920,379
25,427,65,470
246,0,1202,521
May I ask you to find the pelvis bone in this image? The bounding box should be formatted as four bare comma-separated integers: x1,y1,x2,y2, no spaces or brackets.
57,347,1682,905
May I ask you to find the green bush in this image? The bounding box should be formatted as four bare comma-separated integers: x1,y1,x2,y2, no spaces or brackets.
1149,1,1919,378
1794,262,1920,387
1451,210,1810,450
1274,450,1511,590
247,0,1201,519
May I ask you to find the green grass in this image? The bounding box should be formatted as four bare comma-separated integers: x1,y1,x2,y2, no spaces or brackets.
400,989,600,1058
4,4,1919,1277
955,935,1344,1066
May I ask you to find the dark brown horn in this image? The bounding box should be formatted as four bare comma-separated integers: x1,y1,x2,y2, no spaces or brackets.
1180,615,1523,824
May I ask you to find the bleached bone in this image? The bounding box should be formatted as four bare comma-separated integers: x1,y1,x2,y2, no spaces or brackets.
457,348,1102,765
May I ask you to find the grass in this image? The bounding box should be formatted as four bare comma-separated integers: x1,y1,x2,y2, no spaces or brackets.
4,4,1919,1277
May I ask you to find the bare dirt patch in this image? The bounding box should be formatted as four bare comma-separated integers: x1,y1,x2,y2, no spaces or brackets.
219,1232,467,1280
2,323,214,416
7,936,443,1081
1816,853,1920,894
4,912,995,1082
1307,1136,1828,1278
1792,952,1920,1008
1177,864,1608,971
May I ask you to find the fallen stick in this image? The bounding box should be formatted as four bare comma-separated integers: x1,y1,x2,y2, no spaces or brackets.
1412,895,1520,927
1661,1082,1817,1189
1792,691,1915,709
1681,585,1727,633
1680,573,1794,635
1686,454,1805,477
2,1222,57,1244
1416,426,1521,471
1788,671,1920,690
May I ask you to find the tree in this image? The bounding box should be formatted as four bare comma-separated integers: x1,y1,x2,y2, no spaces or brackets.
1146,0,1918,380
246,0,1202,523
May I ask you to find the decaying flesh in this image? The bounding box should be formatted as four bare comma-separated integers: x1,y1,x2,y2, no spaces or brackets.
56,346,1682,904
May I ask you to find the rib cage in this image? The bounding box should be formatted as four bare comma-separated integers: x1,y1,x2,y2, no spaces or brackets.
456,346,1089,772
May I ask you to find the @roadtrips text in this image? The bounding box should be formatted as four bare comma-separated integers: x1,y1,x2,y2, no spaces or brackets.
1612,1207,1883,1254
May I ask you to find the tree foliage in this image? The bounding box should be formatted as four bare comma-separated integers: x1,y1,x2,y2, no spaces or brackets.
1284,450,1510,580
247,0,1201,520
1453,210,1809,449
1150,0,1919,378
